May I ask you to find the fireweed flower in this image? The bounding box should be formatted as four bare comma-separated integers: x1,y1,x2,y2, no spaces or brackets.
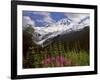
41,55,71,67
42,57,51,64
55,55,71,66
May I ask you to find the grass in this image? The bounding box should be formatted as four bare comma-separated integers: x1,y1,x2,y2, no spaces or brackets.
65,50,89,66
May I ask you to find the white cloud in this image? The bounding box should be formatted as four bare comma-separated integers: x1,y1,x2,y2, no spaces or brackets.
43,16,54,24
33,12,54,23
22,16,35,27
64,13,89,22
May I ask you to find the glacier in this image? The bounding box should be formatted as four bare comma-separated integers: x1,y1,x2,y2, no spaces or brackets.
25,16,90,47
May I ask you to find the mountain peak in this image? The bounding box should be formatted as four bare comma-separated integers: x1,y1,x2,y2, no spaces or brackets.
57,18,72,26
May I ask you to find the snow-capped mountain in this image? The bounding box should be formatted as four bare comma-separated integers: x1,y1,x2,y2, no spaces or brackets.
25,16,90,47
57,18,72,26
